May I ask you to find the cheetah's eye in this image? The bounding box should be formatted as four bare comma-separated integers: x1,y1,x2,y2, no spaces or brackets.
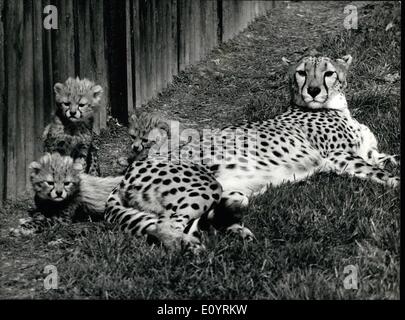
63,102,71,106
324,71,334,77
296,70,306,77
79,103,86,108
46,181,54,186
64,182,72,187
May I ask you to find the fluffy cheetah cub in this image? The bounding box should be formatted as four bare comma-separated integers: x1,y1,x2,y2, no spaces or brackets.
118,111,190,166
11,153,253,253
43,77,103,176
176,54,399,211
10,153,122,236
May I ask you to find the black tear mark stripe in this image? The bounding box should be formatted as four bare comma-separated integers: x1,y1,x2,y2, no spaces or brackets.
299,63,307,93
313,60,317,80
323,71,329,95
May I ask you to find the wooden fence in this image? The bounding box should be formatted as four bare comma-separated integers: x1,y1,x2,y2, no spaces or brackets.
0,0,275,201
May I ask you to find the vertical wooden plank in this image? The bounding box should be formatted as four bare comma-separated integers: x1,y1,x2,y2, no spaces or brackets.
243,1,251,29
177,0,185,71
154,0,164,96
192,0,200,63
76,0,93,120
170,0,178,78
4,1,23,199
42,0,54,126
236,1,242,33
144,0,151,101
186,0,192,65
33,0,45,161
207,0,218,52
52,0,75,82
76,0,109,131
254,1,260,18
93,0,108,130
178,0,191,71
155,0,163,94
133,0,142,109
204,0,210,56
185,0,191,66
246,1,251,25
126,0,134,115
222,0,231,42
105,0,128,124
150,0,157,99
161,0,166,90
0,0,5,201
16,0,26,195
139,0,148,106
23,0,35,191
217,0,223,44
164,0,171,86
190,0,196,64
199,0,207,59
75,1,94,75
145,0,152,101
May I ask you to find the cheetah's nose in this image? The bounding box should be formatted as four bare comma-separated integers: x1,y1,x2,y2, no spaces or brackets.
307,86,321,98
55,190,63,197
70,110,77,116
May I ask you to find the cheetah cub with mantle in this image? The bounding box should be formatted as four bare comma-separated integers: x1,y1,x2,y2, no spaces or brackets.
10,153,122,236
43,77,103,176
12,153,253,253
175,54,399,212
118,111,190,166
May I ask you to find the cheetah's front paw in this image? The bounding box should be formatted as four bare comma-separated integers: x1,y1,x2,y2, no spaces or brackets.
389,154,400,167
227,224,256,242
387,176,400,188
9,226,35,237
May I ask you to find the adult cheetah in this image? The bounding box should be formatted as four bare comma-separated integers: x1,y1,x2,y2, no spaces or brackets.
159,54,399,212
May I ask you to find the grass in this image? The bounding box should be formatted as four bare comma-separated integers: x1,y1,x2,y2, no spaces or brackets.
0,1,400,299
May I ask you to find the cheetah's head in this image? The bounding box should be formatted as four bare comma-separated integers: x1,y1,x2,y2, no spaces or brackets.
54,77,103,123
128,112,170,153
284,54,352,110
29,153,82,202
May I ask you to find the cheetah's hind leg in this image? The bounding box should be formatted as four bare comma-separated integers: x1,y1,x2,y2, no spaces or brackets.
327,151,399,188
367,150,400,169
154,211,207,255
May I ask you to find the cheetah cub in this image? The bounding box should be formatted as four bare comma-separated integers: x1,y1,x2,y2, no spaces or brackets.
118,111,190,166
11,153,253,254
10,153,122,236
43,77,103,176
175,54,399,212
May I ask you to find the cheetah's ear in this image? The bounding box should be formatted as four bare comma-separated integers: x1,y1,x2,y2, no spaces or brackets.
129,113,138,123
336,55,353,70
281,57,292,66
92,85,104,104
157,120,170,133
72,161,84,173
29,161,42,175
53,82,65,95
